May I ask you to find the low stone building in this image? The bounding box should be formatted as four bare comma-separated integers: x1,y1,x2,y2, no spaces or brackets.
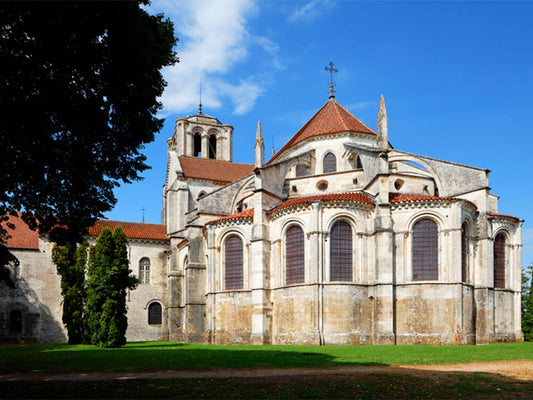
1,90,523,345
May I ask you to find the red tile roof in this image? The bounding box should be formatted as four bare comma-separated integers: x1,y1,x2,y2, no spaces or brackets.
179,156,254,183
389,193,454,204
489,212,520,222
269,192,374,214
2,214,39,250
208,209,254,225
270,99,375,163
3,216,168,248
88,220,168,241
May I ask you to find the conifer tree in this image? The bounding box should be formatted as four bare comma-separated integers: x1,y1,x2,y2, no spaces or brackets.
52,241,87,344
522,263,533,341
85,226,138,347
85,227,114,346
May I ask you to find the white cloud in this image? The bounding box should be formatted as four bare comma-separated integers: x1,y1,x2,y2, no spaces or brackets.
146,0,269,116
289,0,334,23
345,100,376,112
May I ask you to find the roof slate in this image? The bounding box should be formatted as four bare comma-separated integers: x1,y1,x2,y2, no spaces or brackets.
178,156,254,183
269,192,374,214
389,193,454,203
488,212,520,221
208,209,254,225
270,99,376,163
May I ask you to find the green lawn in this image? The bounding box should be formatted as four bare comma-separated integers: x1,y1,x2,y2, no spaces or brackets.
1,341,532,374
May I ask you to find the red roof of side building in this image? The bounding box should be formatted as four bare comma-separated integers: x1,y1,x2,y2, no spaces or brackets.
88,220,168,241
2,214,39,250
268,192,374,215
269,99,376,163
2,216,168,249
178,156,254,183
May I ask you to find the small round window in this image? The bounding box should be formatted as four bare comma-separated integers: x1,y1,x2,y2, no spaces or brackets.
317,180,328,191
394,179,404,191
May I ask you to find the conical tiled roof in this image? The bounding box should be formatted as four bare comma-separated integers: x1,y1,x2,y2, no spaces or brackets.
269,98,375,163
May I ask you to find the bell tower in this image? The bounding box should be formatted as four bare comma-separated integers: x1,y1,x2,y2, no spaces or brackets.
171,107,234,161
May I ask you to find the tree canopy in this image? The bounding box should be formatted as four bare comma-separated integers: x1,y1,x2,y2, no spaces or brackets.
0,1,177,244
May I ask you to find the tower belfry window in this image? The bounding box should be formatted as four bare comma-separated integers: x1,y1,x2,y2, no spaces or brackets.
209,134,217,159
194,133,202,157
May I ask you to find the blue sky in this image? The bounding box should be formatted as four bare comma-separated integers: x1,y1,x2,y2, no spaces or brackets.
104,0,533,267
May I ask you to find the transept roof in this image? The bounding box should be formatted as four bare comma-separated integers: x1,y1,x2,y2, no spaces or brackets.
178,156,254,183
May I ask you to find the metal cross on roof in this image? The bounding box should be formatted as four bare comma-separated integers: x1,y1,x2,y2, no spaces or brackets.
325,61,338,98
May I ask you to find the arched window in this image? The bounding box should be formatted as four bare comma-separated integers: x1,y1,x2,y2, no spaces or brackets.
209,134,217,159
461,223,469,283
148,302,162,325
494,233,506,288
330,221,353,281
286,225,305,284
225,235,243,290
193,132,202,157
9,309,22,332
412,218,438,281
323,152,337,173
139,257,150,284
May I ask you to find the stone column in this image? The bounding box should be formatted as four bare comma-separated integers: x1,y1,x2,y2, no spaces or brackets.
474,214,495,344
309,201,324,344
184,227,207,342
249,170,272,344
373,151,395,345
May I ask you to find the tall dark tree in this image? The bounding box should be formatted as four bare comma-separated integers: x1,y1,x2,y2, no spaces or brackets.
522,263,533,341
85,226,137,347
0,1,177,274
52,241,88,344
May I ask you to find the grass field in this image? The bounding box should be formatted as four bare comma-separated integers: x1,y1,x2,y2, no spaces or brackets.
1,341,532,373
3,342,533,399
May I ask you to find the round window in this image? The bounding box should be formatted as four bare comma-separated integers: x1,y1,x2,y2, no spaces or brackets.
317,181,328,191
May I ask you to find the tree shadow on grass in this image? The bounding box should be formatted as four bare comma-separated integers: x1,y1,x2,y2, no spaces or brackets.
4,368,533,399
1,344,388,374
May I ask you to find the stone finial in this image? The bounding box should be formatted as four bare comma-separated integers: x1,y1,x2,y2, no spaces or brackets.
255,120,265,167
377,94,389,150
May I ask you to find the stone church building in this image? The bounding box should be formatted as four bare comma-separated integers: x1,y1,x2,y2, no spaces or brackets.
1,90,523,345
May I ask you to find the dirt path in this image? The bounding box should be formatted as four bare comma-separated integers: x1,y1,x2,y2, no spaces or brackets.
2,360,532,382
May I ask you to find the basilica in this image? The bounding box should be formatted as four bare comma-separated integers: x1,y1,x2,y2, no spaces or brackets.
1,89,523,345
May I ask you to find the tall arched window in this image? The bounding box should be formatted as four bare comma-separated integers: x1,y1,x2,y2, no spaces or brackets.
286,225,305,284
225,235,243,290
461,223,469,283
412,218,438,281
330,220,353,281
139,257,151,284
494,233,506,288
323,152,337,173
209,134,217,159
148,302,162,325
193,132,202,157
